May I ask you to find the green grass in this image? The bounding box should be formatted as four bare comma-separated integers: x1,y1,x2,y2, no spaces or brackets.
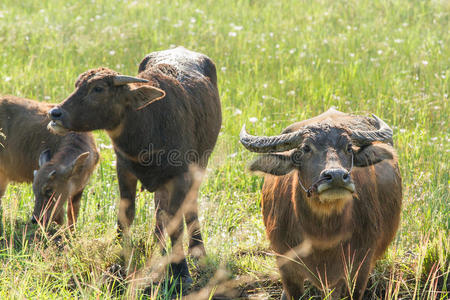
0,0,448,298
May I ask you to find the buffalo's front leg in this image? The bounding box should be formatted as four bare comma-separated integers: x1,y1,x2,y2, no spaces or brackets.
116,161,137,235
348,252,373,300
67,189,83,229
0,172,7,200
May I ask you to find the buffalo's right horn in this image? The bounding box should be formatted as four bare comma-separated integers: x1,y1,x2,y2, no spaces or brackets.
113,75,149,86
239,125,306,153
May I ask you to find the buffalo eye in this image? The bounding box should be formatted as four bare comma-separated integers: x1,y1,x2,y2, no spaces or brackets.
346,143,353,153
302,144,311,153
92,86,104,93
44,188,53,197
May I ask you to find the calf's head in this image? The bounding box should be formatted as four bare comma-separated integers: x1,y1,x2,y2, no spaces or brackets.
32,150,90,225
47,67,165,135
240,115,394,214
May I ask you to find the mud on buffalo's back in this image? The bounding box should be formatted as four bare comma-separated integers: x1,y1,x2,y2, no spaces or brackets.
137,47,217,85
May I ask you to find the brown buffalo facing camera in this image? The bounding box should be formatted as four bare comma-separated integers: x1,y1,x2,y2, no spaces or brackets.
0,96,99,227
240,109,402,300
47,47,222,288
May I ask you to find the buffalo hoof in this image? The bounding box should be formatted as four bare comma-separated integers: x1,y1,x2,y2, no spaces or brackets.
168,260,193,293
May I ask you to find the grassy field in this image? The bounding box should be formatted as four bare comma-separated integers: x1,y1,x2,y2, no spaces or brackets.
0,0,448,298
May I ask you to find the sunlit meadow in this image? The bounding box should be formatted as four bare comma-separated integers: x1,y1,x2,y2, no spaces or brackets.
0,0,448,298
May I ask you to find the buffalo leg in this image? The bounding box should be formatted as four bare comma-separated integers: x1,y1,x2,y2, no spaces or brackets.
154,187,169,253
67,189,83,229
349,255,372,300
165,173,195,285
185,188,206,258
184,166,206,258
278,260,304,300
0,174,7,235
116,162,138,234
0,173,7,200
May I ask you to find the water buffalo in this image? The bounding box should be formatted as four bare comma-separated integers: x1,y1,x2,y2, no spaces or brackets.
47,47,222,287
240,108,402,300
0,96,99,227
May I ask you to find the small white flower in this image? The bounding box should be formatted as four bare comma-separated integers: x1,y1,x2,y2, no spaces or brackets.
109,50,116,56
221,66,227,72
233,108,242,116
422,60,428,66
249,117,258,123
44,96,51,100
377,50,383,55
279,80,284,85
228,32,237,37
289,48,296,54
4,76,11,82
100,143,113,149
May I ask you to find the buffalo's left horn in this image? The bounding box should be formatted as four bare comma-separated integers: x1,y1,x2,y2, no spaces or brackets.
239,124,306,153
113,75,149,86
351,114,393,146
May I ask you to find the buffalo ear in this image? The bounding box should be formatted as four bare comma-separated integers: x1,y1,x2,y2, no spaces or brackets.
354,143,394,167
39,149,52,168
129,85,166,110
249,154,295,176
64,152,90,178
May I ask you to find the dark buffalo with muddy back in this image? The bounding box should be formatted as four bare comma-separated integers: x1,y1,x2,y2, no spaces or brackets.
240,108,402,300
0,96,99,228
47,47,222,288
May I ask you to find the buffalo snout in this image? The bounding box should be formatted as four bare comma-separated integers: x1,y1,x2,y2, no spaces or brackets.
48,107,63,120
320,168,351,186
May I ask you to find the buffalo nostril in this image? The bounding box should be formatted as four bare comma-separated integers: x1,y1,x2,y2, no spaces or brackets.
321,171,333,182
324,174,332,181
48,107,62,120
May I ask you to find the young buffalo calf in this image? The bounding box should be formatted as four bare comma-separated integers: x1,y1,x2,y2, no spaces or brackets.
0,96,99,227
240,109,402,300
47,47,222,288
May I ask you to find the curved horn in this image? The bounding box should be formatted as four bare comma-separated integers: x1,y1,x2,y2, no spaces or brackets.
351,114,393,146
239,124,306,153
113,75,149,86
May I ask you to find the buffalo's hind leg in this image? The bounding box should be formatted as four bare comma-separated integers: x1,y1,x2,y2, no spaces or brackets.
164,172,200,289
184,167,206,258
185,202,206,259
